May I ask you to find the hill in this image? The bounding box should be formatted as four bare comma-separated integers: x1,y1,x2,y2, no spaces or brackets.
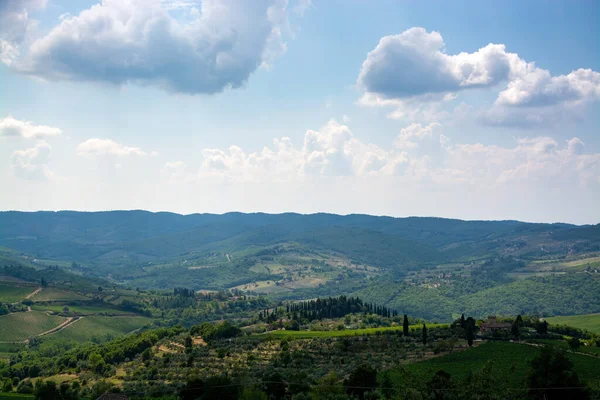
0,211,599,321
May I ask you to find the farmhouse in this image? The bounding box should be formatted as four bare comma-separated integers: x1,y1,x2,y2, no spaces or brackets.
480,316,512,335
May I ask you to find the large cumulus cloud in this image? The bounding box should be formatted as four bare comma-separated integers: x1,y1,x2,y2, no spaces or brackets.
358,27,600,125
0,0,47,64
13,0,292,94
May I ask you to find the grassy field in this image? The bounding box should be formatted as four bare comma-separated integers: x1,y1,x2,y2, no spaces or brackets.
0,312,68,342
545,313,600,334
0,284,36,303
44,315,152,342
31,303,127,315
394,341,600,387
30,287,90,302
0,394,34,399
260,324,449,339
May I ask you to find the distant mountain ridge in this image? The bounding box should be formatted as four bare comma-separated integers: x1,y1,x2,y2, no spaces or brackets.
0,210,597,265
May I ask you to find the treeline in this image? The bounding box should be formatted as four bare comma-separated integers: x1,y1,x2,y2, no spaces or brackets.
259,296,398,323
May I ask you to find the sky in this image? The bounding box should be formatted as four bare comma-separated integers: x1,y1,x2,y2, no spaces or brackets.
0,0,599,224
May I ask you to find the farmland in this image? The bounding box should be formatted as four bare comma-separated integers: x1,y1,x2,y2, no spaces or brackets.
545,313,600,334
260,323,449,338
0,312,68,342
0,284,36,303
31,303,128,315
30,287,90,302
43,315,152,342
396,341,600,386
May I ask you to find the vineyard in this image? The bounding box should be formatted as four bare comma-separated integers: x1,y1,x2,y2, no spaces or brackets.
0,312,68,342
397,341,600,386
0,284,36,303
45,315,152,342
30,288,90,302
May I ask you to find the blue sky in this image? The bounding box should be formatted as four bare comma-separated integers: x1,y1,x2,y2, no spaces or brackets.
1,0,599,224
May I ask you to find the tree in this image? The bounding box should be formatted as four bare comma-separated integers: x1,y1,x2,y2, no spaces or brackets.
460,314,466,328
536,320,548,335
422,324,428,346
310,372,346,400
515,314,523,326
184,335,193,353
2,379,12,393
568,337,581,351
466,324,474,347
403,314,409,336
345,364,378,400
264,371,286,400
527,346,589,400
34,380,61,400
239,387,268,400
427,370,455,400
511,322,519,339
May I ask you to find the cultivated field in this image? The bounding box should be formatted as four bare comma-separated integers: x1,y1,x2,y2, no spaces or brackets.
0,312,68,342
31,303,128,315
45,315,151,342
397,341,600,386
30,287,90,302
260,323,449,338
545,313,600,334
0,284,36,303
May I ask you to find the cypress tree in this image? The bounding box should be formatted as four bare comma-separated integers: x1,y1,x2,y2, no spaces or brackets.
403,314,409,336
422,324,427,345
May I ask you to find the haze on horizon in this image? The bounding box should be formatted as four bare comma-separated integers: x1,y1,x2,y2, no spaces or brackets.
1,1,599,225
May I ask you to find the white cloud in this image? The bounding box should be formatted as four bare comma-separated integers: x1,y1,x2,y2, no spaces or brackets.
11,141,53,180
195,119,600,189
0,115,62,139
76,138,150,157
14,0,293,94
0,0,47,65
293,0,312,16
394,122,441,150
358,27,600,125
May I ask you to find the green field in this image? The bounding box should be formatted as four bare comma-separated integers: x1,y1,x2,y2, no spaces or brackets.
0,312,68,342
30,287,89,302
44,315,152,342
260,324,449,339
31,303,128,315
395,341,600,387
0,394,34,400
0,284,36,303
545,314,600,334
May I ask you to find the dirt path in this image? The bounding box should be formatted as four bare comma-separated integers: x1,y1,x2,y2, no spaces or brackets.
37,317,82,338
516,341,600,359
25,287,42,300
